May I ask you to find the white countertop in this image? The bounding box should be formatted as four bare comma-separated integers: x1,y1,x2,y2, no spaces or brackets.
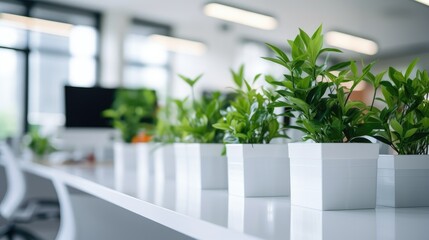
16,161,429,240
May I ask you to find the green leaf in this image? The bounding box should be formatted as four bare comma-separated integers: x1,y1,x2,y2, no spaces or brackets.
405,58,419,80
230,65,245,88
311,25,323,39
265,43,290,62
390,119,403,136
179,74,203,87
299,28,311,46
327,61,351,72
261,57,288,68
213,123,230,131
236,133,248,140
350,137,372,143
373,135,392,146
404,128,418,139
253,73,262,84
350,61,358,77
265,75,285,87
289,97,310,115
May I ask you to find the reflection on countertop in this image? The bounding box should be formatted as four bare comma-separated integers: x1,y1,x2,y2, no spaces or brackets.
31,162,429,240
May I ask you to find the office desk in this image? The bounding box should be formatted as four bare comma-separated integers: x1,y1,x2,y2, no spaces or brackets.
14,161,429,240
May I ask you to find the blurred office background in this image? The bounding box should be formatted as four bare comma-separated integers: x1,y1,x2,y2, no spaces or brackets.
1,1,429,239
1,0,429,141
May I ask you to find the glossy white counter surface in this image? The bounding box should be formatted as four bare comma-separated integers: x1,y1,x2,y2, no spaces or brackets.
18,161,429,240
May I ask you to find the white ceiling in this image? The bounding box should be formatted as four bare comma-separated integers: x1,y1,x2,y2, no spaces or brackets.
46,0,429,59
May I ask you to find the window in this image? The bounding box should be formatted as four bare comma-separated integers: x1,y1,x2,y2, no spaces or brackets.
123,19,171,104
0,0,101,136
0,0,26,138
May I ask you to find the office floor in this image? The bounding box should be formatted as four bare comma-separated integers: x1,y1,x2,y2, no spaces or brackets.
0,218,59,240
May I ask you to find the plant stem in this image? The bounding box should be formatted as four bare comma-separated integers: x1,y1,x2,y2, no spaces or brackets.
370,86,378,111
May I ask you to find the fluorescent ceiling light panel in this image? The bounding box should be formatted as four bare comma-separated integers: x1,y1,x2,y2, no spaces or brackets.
325,31,378,55
204,3,277,30
415,0,429,6
0,13,73,36
148,34,207,56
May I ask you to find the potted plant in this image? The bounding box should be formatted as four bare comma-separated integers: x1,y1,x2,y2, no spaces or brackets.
264,26,379,210
24,126,55,162
213,65,289,197
103,88,157,189
152,103,177,180
173,74,228,190
368,60,429,207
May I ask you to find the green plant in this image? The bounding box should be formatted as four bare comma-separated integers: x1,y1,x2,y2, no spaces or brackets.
153,102,177,143
213,65,287,144
264,25,378,143
173,74,225,143
368,59,429,154
103,88,157,143
26,127,55,157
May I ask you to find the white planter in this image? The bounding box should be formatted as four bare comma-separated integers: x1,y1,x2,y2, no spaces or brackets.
174,143,227,190
153,144,176,180
289,143,379,210
189,143,228,189
377,154,429,207
226,144,290,197
174,143,189,198
136,143,155,180
114,142,138,191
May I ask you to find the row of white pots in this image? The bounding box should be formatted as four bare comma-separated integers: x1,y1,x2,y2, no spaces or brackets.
114,142,429,210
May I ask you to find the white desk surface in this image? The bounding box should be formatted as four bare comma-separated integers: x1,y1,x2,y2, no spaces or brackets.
17,161,429,240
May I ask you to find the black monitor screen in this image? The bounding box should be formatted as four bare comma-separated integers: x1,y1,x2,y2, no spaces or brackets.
65,86,115,128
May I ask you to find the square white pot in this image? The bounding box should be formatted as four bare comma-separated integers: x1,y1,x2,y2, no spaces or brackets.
136,143,155,179
174,143,189,197
153,144,176,180
188,143,228,189
114,142,138,191
289,143,379,210
226,144,290,197
174,143,227,190
377,154,429,207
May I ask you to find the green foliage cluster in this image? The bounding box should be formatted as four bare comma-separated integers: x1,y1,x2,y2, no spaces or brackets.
103,25,429,155
213,65,287,144
153,102,179,143
264,26,377,143
172,75,225,143
368,60,429,154
26,126,55,157
103,89,157,143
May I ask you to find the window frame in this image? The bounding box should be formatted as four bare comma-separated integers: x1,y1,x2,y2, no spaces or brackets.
0,0,102,133
123,18,173,102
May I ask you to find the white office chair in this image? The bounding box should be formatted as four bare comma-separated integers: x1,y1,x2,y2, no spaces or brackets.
0,142,60,239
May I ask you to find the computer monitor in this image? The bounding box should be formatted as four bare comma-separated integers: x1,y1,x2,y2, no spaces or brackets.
65,86,157,128
62,86,157,160
64,86,116,128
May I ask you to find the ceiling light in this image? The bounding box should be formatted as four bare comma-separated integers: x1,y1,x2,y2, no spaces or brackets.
203,3,277,30
0,13,73,37
415,0,429,6
325,31,378,55
148,34,207,56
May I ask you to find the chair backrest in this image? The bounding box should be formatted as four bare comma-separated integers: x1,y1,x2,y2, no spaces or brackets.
0,142,26,219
